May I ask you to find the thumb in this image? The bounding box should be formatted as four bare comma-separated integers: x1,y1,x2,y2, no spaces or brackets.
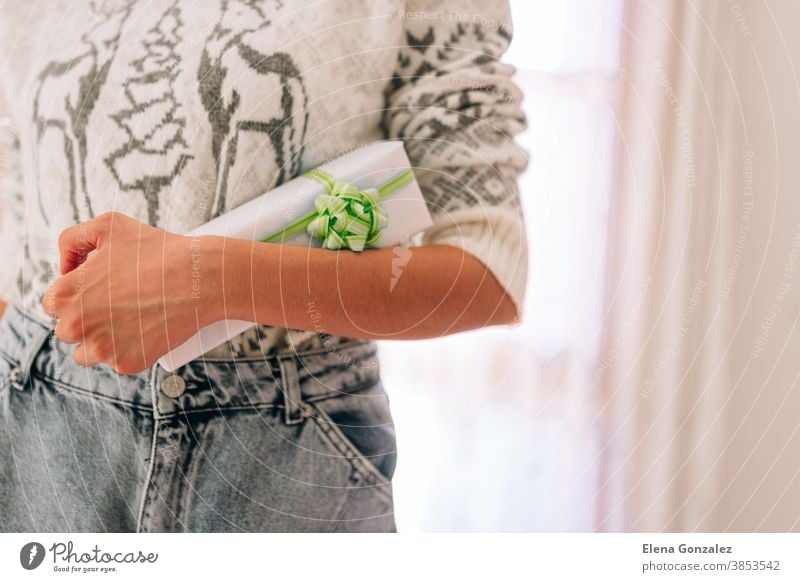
58,213,114,275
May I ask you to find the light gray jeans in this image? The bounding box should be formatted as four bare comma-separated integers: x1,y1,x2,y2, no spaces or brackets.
0,303,396,532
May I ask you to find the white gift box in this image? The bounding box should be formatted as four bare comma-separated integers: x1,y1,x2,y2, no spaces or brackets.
158,140,433,371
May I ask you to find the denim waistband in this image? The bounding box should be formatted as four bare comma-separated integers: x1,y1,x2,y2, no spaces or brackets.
0,303,381,421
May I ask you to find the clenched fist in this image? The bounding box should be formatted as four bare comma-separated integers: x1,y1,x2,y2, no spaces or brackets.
43,212,226,375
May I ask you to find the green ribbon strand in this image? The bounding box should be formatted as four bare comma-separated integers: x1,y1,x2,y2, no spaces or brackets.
261,167,416,251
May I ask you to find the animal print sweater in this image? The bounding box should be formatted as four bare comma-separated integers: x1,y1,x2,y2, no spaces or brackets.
0,0,528,359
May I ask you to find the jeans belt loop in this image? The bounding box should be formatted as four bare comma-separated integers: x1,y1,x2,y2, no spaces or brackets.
278,354,305,426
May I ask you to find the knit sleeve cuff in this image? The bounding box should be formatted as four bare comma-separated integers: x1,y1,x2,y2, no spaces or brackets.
421,205,528,323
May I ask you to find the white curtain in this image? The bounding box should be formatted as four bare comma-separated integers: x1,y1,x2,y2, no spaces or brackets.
600,1,800,531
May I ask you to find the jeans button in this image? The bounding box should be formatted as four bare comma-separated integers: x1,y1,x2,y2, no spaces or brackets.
161,375,186,398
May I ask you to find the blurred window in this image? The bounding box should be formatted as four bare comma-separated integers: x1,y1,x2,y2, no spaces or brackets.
381,0,625,531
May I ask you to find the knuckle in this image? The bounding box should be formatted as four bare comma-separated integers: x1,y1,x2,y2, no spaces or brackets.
114,360,139,376
57,228,72,249
83,339,108,362
49,280,68,299
56,318,82,341
99,211,125,228
96,211,122,240
64,318,82,336
40,292,54,315
73,346,90,367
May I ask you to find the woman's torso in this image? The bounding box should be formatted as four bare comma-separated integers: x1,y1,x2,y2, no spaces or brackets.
0,0,405,357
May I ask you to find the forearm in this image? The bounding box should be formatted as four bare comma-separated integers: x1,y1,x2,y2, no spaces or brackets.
212,237,519,340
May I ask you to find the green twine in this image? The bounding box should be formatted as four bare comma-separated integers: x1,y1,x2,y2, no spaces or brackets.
261,167,416,251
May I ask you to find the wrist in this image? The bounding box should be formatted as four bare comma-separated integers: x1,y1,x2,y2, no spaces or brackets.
196,235,233,325
211,236,280,324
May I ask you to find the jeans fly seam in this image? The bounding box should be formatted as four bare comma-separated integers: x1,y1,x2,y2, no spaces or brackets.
136,365,160,533
175,419,205,531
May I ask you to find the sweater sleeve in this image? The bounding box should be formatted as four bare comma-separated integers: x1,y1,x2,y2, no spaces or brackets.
382,0,529,318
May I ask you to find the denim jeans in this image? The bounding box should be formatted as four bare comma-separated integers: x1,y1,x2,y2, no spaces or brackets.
0,303,397,532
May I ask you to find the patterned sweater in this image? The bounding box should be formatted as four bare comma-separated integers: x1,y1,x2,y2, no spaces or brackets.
0,0,528,358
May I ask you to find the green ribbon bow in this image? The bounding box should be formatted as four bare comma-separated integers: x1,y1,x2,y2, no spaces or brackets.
261,167,416,251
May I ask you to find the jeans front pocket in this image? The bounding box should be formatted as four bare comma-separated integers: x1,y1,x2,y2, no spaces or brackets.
306,381,398,532
307,380,397,488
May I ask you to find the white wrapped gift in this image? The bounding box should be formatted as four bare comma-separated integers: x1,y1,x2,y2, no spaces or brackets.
158,140,433,371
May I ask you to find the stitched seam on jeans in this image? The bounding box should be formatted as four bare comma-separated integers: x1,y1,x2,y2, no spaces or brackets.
330,485,359,533
136,366,160,533
192,339,375,363
0,350,17,368
154,403,280,420
308,402,392,503
25,371,383,419
152,378,381,419
15,354,378,413
3,305,51,331
10,305,51,329
30,372,153,412
171,438,194,533
329,474,396,532
177,423,207,532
